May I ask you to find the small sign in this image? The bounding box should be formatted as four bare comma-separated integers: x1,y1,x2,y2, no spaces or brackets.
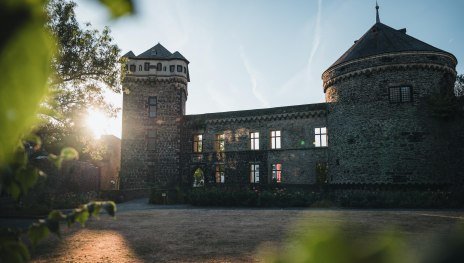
161,193,166,197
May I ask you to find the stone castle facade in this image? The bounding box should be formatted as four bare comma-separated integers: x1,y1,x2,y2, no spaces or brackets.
120,8,461,193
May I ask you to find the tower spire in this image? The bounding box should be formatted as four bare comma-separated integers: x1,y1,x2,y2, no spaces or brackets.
375,1,380,23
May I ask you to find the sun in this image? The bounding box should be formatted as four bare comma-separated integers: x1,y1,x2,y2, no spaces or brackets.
85,109,112,139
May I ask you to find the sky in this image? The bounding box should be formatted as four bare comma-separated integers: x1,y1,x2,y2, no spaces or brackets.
75,0,464,138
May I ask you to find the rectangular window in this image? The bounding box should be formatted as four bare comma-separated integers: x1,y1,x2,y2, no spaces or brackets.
250,132,259,150
215,164,225,183
389,86,412,103
193,134,203,153
271,163,282,183
144,62,150,71
215,134,225,152
270,130,281,149
183,67,186,73
148,96,157,118
177,65,183,72
129,64,136,72
315,127,328,147
147,130,156,150
250,164,260,183
170,65,175,72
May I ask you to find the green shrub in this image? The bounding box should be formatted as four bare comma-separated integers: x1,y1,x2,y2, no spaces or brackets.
185,187,463,208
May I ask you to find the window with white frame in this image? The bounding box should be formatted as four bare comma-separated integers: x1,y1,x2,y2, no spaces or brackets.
250,132,259,150
271,163,282,183
270,130,281,149
315,127,328,147
215,134,225,152
250,164,259,183
215,164,225,183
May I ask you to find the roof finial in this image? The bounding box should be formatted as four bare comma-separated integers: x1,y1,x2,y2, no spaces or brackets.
376,1,380,23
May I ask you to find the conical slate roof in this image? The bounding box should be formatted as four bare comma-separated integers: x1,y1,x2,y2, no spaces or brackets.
329,22,453,69
122,51,135,58
134,43,189,62
137,43,173,59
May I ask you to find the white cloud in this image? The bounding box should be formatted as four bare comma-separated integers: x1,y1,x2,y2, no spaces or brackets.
239,46,270,108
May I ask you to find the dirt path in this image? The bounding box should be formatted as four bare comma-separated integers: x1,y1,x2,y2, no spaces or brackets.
31,200,464,262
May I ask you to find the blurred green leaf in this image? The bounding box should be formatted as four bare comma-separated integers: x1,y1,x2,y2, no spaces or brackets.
16,167,38,195
98,0,134,18
0,20,54,166
59,147,79,161
28,221,50,247
74,209,90,226
0,240,30,263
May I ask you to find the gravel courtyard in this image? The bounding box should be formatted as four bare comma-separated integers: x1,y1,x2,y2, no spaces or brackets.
31,199,464,263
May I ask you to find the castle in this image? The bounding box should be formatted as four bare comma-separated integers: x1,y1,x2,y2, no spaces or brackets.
119,5,461,195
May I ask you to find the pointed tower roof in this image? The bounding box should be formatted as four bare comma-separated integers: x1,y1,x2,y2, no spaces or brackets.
137,43,173,59
169,51,189,62
327,4,455,70
122,51,135,58
131,43,189,63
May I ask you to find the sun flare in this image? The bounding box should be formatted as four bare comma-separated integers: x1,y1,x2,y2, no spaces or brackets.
85,109,121,139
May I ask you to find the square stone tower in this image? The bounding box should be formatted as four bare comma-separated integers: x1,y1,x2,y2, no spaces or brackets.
120,43,189,192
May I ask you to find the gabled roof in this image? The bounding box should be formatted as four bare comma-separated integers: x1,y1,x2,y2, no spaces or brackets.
329,22,454,69
134,43,189,63
122,51,135,58
137,43,172,59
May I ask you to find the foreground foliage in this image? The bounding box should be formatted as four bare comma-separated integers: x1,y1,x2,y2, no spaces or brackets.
0,0,133,262
261,222,464,263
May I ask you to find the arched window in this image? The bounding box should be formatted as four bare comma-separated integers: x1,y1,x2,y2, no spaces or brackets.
157,63,162,71
138,65,142,71
193,168,204,187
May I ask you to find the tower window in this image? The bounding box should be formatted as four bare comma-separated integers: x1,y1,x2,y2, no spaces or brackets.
183,67,186,73
148,96,157,118
270,130,281,149
389,86,412,103
163,66,166,71
170,65,175,72
147,130,156,150
157,63,162,71
193,134,203,153
315,127,328,147
129,65,136,72
215,134,225,152
139,65,142,71
271,163,282,183
250,132,259,150
250,163,260,183
144,62,150,71
177,65,183,72
215,164,225,183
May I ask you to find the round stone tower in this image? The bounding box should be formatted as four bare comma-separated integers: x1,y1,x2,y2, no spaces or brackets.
322,5,457,184
120,43,189,192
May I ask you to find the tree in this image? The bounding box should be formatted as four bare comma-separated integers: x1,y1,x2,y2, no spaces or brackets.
0,0,133,262
455,74,464,97
39,0,122,160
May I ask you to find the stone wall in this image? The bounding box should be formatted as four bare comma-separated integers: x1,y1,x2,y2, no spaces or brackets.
120,76,187,190
180,104,328,187
323,52,458,184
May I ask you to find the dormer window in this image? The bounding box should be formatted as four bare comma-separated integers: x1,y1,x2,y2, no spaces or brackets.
151,49,157,56
389,86,412,103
